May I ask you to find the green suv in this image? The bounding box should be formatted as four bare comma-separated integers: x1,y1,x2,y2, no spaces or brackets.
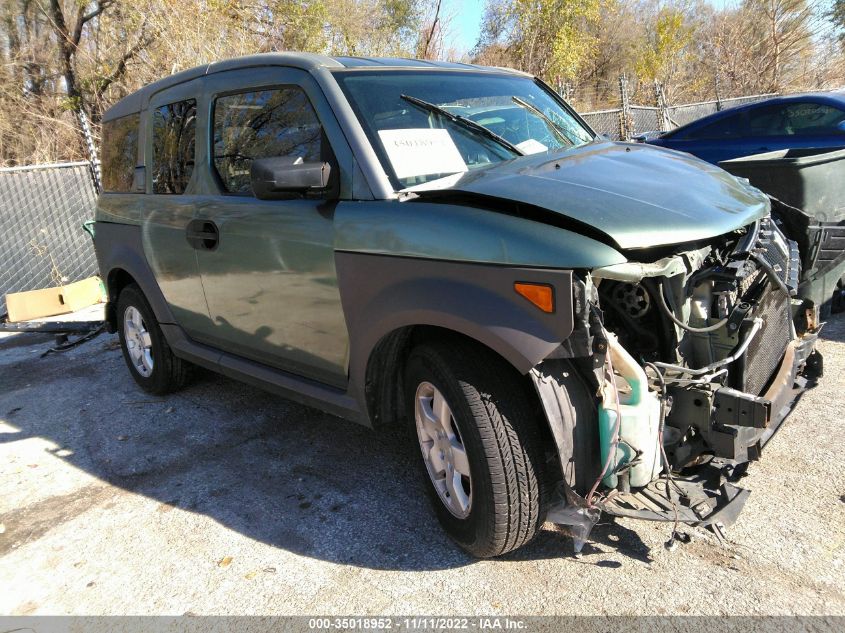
95,54,822,557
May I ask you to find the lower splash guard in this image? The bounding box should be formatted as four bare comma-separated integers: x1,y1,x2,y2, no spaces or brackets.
599,464,751,540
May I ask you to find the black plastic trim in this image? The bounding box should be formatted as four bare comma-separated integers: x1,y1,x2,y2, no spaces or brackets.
94,221,177,325
162,324,364,422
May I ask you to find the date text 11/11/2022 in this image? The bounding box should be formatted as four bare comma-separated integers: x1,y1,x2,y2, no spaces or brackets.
307,617,528,630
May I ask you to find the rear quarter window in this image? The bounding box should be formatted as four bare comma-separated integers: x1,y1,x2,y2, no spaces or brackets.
782,103,845,135
744,102,845,137
101,113,139,193
152,99,197,194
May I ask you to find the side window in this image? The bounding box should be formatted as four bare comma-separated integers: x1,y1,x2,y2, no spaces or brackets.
101,113,139,192
781,103,845,135
152,99,197,194
748,104,792,137
213,87,322,194
686,113,739,140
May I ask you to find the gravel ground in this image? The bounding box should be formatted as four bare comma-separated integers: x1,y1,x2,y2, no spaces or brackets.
0,314,843,616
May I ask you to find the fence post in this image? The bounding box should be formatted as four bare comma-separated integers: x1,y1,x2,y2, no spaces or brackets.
562,81,574,103
654,80,669,132
618,74,632,140
77,109,101,194
714,73,723,112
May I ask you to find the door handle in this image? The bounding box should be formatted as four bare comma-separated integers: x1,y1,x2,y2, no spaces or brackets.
186,219,219,250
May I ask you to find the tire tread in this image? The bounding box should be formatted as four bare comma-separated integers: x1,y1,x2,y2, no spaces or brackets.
409,339,545,557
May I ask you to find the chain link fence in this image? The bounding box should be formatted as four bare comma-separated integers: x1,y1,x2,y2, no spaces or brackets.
630,106,661,138
582,92,779,141
665,94,777,128
0,161,99,316
580,109,624,140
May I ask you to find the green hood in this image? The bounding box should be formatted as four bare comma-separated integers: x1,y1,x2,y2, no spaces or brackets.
415,141,770,250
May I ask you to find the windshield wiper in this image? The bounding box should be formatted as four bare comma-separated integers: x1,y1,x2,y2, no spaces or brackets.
400,94,524,156
511,96,574,147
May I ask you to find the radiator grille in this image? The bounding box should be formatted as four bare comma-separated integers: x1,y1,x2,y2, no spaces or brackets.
741,287,792,395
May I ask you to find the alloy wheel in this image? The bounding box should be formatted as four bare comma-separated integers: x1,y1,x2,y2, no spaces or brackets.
123,305,154,377
414,381,473,518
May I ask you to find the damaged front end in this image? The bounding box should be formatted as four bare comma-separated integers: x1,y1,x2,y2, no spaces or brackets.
532,214,823,548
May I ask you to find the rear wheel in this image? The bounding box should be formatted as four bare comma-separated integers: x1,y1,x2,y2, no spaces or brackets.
404,339,547,558
117,284,189,395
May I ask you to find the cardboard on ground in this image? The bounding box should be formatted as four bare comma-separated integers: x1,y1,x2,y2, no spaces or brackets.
5,277,105,322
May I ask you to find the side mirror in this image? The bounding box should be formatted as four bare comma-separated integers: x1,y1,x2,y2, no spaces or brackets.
250,156,331,199
837,120,845,134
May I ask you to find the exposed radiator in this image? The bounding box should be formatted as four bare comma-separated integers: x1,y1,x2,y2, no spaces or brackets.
741,287,792,395
734,219,795,395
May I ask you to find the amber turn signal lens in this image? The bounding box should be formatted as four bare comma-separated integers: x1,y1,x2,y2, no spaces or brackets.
514,282,554,313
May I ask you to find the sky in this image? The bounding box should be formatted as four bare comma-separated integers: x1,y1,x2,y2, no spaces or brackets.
443,0,486,54
443,0,736,56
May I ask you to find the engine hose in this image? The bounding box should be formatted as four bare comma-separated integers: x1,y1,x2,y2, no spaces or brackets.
644,361,686,538
656,279,729,333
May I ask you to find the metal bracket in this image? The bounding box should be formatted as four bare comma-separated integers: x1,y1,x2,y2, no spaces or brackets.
713,387,771,429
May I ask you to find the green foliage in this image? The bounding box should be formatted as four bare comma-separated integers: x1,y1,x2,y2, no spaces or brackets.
634,7,693,85
273,1,330,52
480,0,601,80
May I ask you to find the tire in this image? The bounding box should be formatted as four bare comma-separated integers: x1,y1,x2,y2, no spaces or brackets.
832,278,845,314
404,339,547,558
116,283,190,395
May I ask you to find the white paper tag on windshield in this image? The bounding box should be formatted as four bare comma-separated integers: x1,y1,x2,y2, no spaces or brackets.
378,128,468,179
515,139,548,155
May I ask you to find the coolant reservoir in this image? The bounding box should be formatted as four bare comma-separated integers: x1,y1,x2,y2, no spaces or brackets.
598,334,662,489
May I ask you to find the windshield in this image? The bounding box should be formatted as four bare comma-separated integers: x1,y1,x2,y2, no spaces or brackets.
333,70,595,190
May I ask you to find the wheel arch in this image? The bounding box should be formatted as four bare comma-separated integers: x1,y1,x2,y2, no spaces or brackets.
95,222,177,331
336,253,577,427
364,324,555,447
103,267,136,330
339,254,587,479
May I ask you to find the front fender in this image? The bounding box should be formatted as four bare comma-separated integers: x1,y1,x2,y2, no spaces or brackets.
336,251,576,417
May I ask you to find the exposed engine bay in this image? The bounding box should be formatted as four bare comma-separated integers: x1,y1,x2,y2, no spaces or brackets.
542,212,823,548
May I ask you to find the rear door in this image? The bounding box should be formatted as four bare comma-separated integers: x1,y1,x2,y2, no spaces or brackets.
142,80,213,336
190,68,352,388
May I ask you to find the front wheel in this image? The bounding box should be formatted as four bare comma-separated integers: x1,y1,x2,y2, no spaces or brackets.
404,340,547,558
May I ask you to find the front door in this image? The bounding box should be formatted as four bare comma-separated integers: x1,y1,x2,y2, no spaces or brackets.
191,70,350,388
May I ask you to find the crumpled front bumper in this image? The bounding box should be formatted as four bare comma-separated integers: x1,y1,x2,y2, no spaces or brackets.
532,327,822,544
602,329,821,527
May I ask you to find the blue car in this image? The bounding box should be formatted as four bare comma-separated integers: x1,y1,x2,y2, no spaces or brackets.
643,92,845,164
